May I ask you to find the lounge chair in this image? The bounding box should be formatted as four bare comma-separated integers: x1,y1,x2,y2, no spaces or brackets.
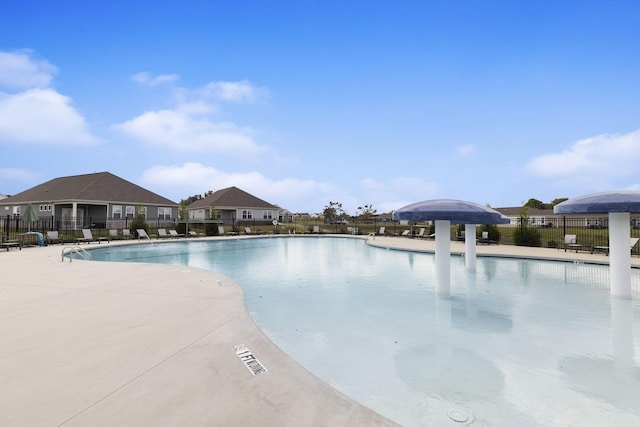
122,229,131,239
377,226,386,236
456,231,465,241
415,228,426,239
76,229,94,244
245,227,264,235
478,231,497,245
169,229,185,238
558,234,578,252
157,229,170,239
108,229,120,241
592,237,640,256
46,230,63,245
218,226,226,236
312,225,321,234
136,229,151,240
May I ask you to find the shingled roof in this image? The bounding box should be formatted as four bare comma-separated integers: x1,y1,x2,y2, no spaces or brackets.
187,187,278,210
0,172,177,206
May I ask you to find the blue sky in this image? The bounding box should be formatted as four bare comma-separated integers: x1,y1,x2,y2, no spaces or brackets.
1,1,639,214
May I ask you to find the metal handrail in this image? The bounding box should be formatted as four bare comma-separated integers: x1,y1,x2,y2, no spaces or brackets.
61,246,92,262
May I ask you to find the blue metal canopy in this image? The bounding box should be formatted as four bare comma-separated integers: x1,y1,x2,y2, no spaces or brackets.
393,199,510,224
554,191,640,214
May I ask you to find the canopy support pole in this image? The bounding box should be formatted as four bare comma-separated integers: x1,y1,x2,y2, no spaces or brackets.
435,220,451,296
465,223,476,272
609,212,631,298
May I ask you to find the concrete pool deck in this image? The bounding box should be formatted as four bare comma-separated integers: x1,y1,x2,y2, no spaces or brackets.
1,235,638,426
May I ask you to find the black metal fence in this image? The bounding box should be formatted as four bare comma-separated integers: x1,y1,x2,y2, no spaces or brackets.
0,215,178,245
3,214,640,248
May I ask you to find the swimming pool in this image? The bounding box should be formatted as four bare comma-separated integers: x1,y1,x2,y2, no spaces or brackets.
86,237,640,426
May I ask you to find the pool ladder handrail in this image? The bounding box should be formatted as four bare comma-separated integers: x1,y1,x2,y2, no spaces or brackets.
366,232,376,241
61,246,92,262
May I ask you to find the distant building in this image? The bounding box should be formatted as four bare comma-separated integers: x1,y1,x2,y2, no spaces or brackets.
186,186,280,225
495,207,611,228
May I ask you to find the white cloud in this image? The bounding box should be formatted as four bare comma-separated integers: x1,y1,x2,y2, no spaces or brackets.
0,88,98,145
455,144,475,156
0,167,41,186
525,130,640,185
0,50,57,91
115,77,268,156
113,104,262,154
132,72,179,86
0,50,98,145
359,177,440,213
141,163,336,212
141,164,442,214
199,80,266,102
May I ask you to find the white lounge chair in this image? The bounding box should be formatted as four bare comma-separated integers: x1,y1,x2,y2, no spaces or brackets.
122,229,131,239
46,231,63,245
108,229,120,241
169,229,185,238
218,226,226,236
157,229,170,239
478,231,497,245
136,229,151,241
377,226,386,236
558,234,578,252
312,225,321,234
76,229,94,244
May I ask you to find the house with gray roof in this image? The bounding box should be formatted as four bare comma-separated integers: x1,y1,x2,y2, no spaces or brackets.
495,207,611,228
186,186,280,225
0,172,178,230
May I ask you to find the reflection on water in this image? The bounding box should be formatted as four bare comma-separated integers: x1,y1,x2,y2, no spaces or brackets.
87,238,640,427
559,297,640,413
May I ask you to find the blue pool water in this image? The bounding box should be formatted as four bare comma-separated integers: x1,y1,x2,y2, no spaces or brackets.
85,237,640,426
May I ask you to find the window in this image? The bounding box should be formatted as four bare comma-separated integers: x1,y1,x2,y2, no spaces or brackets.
263,210,273,220
126,206,135,219
242,209,253,220
112,205,122,219
158,207,172,220
38,204,52,212
137,206,147,218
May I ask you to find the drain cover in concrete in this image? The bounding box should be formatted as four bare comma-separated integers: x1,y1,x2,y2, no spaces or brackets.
447,408,469,423
234,344,268,376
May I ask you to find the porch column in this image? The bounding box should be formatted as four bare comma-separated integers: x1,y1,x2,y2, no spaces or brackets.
609,212,631,298
72,202,78,229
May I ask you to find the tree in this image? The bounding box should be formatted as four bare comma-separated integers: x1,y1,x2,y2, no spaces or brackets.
323,201,345,223
550,197,568,207
356,204,377,221
524,198,545,209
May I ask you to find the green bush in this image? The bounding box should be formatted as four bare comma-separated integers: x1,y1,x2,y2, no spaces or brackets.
513,226,541,247
479,224,501,243
205,223,219,236
175,222,187,234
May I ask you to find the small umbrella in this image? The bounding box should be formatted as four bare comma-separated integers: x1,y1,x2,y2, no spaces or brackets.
23,203,39,232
